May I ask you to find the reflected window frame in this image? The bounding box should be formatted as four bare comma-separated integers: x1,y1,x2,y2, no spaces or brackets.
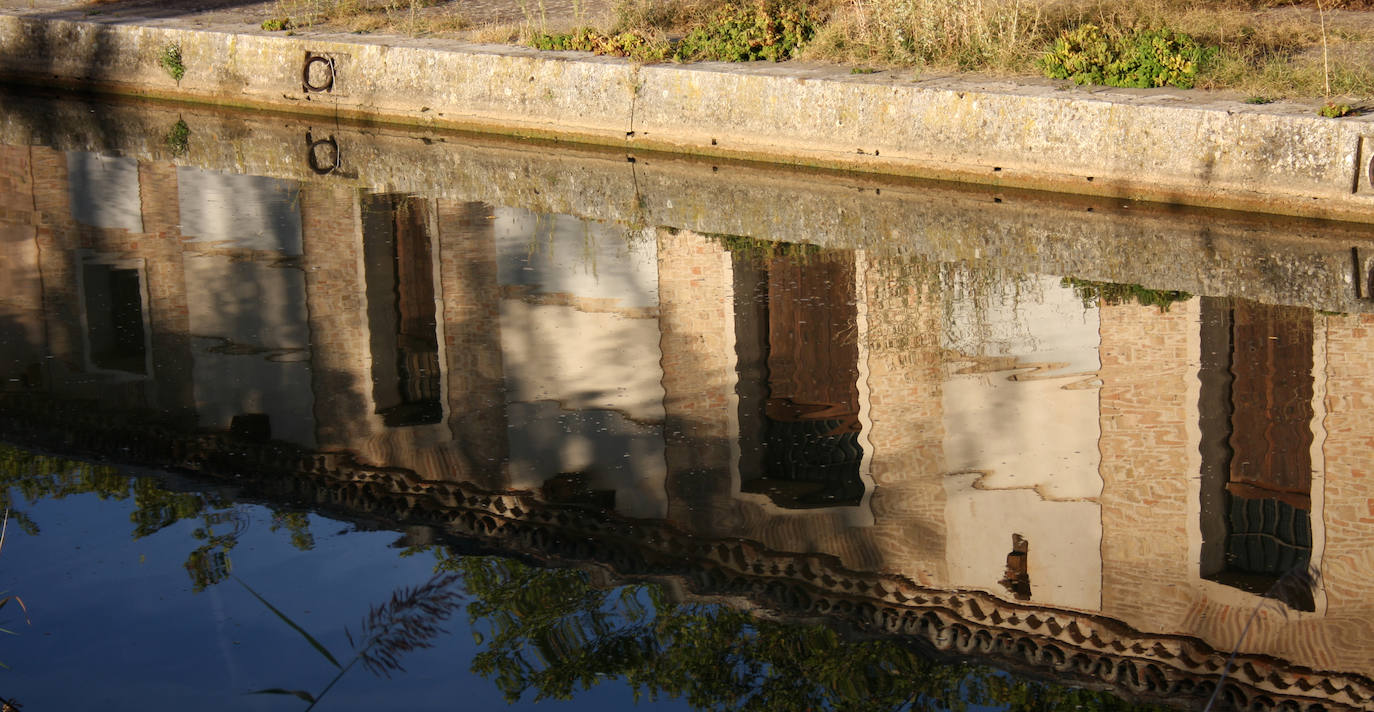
74,250,154,381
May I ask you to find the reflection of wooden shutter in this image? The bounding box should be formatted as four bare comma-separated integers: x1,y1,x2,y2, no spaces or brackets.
394,198,438,351
764,255,859,427
1228,301,1312,510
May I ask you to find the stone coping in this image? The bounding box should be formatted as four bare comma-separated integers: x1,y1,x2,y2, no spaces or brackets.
1,12,1373,223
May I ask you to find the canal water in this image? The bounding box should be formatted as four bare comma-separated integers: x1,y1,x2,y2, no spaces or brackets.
2,88,1373,711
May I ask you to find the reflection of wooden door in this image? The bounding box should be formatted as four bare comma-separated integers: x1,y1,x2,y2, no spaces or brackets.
1228,301,1312,510
764,256,859,428
736,251,865,509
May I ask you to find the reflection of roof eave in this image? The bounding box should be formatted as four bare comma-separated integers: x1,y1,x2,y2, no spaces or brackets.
2,396,1371,712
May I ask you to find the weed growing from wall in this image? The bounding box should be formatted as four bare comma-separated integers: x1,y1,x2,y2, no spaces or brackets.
158,43,186,82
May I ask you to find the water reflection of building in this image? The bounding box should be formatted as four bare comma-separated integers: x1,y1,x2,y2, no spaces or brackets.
5,144,1374,707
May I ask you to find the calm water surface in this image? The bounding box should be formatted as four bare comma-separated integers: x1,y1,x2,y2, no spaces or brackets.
1,89,1373,711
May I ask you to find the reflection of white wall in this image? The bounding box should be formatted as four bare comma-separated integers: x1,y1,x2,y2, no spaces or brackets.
184,254,314,447
945,473,1102,611
494,207,657,308
177,167,302,254
501,301,664,421
942,273,1101,500
496,210,666,518
67,152,143,233
501,301,667,519
939,272,1103,611
943,273,1099,374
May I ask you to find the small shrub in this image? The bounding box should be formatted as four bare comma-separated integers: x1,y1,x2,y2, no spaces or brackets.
261,17,291,30
1039,24,1115,86
158,43,185,82
674,0,819,62
1039,24,1213,89
1319,100,1352,117
529,27,671,61
1244,95,1274,104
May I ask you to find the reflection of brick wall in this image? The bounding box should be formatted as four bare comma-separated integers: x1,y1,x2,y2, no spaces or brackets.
29,147,80,368
1098,301,1197,626
862,259,948,584
17,150,195,412
435,199,508,488
1313,314,1374,664
0,145,43,381
135,162,195,415
299,185,372,449
657,240,949,580
658,229,735,530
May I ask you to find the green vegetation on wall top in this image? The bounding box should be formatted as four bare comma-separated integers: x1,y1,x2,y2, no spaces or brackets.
529,0,819,63
1038,24,1214,89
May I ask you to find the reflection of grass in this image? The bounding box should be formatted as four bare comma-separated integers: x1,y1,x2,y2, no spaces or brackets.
0,510,30,671
244,572,465,709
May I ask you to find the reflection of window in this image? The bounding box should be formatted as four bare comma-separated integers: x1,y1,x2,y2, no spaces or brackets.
79,257,150,375
1199,298,1315,610
363,195,442,427
733,248,864,509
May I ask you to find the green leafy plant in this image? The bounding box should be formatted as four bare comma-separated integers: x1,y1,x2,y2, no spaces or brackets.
674,0,818,62
158,43,185,82
245,572,465,709
1244,96,1274,104
1318,100,1353,117
529,26,672,61
261,17,291,30
1039,24,1214,89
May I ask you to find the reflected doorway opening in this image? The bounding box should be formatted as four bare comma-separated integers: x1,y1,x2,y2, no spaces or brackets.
1198,298,1316,611
77,254,151,377
363,194,442,428
733,246,865,509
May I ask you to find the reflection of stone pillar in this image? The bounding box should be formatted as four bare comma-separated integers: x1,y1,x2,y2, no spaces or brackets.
1098,301,1198,627
436,200,508,489
0,145,44,386
862,260,949,585
300,185,372,449
658,229,736,529
137,161,195,417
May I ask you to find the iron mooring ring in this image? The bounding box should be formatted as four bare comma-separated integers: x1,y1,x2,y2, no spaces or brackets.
306,131,341,175
302,53,335,93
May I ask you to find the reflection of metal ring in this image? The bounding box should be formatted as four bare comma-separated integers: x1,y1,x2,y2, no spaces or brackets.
302,54,334,93
306,131,340,175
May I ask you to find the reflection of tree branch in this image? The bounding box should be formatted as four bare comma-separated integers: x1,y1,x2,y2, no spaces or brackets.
434,548,1168,712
